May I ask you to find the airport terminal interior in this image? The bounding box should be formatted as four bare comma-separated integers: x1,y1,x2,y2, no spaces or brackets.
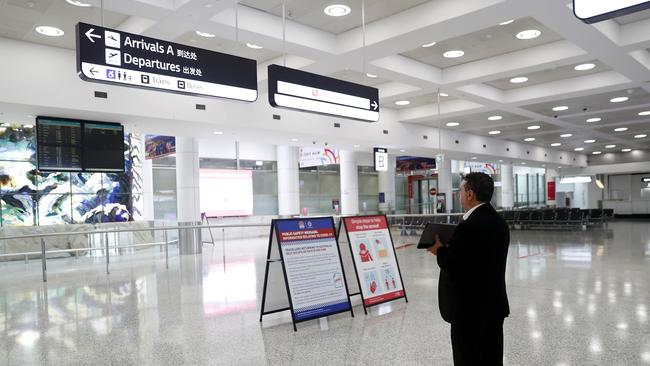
0,0,650,365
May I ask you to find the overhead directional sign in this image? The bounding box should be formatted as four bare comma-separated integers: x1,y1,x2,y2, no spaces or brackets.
573,0,650,23
76,22,258,101
268,64,379,122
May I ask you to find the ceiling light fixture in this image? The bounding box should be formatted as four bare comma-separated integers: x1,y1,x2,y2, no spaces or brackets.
574,147,584,151
65,0,91,6
552,106,568,111
561,133,572,138
35,26,64,37
639,111,650,116
291,138,299,142
516,29,541,40
524,137,535,142
421,41,437,48
551,143,561,147
439,92,449,97
246,43,263,49
592,151,602,155
443,50,464,58
614,127,628,132
499,19,514,25
489,130,501,135
23,124,34,129
574,63,595,71
366,73,377,78
488,115,502,121
446,122,460,127
634,134,647,138
622,148,631,152
324,4,351,17
399,149,406,152
586,117,601,123
528,125,541,130
213,131,223,135
195,30,215,38
471,156,477,160
610,96,629,103
510,76,528,83
353,144,361,148
605,145,616,148
395,100,410,106
584,139,596,143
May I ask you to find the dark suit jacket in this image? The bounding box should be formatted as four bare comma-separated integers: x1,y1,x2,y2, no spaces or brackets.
437,203,510,325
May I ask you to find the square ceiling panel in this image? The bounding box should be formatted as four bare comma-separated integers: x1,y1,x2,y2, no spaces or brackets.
521,88,650,117
438,110,530,130
329,69,389,87
389,92,457,109
400,17,563,69
614,8,650,25
484,61,610,91
0,0,128,50
239,0,431,35
465,121,562,139
175,31,282,63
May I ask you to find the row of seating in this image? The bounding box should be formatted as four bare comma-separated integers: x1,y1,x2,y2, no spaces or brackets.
500,208,613,230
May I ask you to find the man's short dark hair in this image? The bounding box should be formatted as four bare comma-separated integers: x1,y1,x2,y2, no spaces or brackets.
462,172,494,203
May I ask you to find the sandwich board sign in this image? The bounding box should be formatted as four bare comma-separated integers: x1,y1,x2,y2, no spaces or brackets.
260,217,354,331
76,22,257,101
338,215,407,314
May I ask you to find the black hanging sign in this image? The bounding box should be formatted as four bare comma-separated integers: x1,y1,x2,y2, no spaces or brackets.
573,0,650,24
268,64,380,122
76,22,258,101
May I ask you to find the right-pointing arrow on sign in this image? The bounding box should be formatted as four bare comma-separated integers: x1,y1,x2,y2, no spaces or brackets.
371,101,378,110
85,28,101,43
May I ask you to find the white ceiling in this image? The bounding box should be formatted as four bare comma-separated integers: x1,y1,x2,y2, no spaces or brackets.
0,0,649,161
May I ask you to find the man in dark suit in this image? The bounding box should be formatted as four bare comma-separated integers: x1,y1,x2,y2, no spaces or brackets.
428,172,510,365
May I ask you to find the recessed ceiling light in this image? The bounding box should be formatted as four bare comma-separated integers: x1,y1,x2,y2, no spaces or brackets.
324,4,351,17
213,131,223,135
366,73,377,78
622,148,631,152
634,134,647,138
574,147,584,151
471,156,477,160
395,100,410,106
443,50,464,58
246,43,263,49
586,117,601,123
35,26,64,37
551,143,561,147
639,111,650,116
439,92,449,97
499,19,514,25
592,151,602,155
23,124,33,129
353,144,361,148
524,137,535,142
516,29,541,40
552,106,568,111
605,145,616,148
574,63,595,71
584,139,596,143
291,138,299,142
510,76,528,83
614,127,628,132
527,125,541,130
446,122,460,127
521,162,527,165
488,130,501,135
65,0,91,6
561,133,572,138
610,96,629,103
195,30,215,38
399,149,406,152
488,115,502,121
421,41,437,48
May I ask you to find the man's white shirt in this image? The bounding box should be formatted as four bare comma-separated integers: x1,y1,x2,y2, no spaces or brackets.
462,202,486,221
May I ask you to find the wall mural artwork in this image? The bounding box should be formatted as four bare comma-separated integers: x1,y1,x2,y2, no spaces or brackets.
0,124,143,227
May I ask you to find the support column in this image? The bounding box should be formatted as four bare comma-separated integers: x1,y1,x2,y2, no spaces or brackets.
339,150,359,215
141,138,155,221
501,163,514,209
378,155,396,214
276,145,300,217
545,168,558,207
175,137,201,254
437,156,453,213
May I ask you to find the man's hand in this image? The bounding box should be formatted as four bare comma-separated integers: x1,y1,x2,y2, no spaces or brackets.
426,234,442,256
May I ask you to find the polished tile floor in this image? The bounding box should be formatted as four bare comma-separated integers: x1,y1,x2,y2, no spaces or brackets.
1,221,649,365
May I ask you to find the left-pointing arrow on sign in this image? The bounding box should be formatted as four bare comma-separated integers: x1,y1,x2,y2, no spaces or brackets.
371,101,378,110
85,28,101,43
89,67,98,75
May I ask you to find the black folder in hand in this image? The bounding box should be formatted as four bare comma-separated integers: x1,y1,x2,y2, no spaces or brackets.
417,223,457,249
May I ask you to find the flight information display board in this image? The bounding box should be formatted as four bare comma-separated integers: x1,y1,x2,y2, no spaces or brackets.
36,117,83,171
83,122,125,172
